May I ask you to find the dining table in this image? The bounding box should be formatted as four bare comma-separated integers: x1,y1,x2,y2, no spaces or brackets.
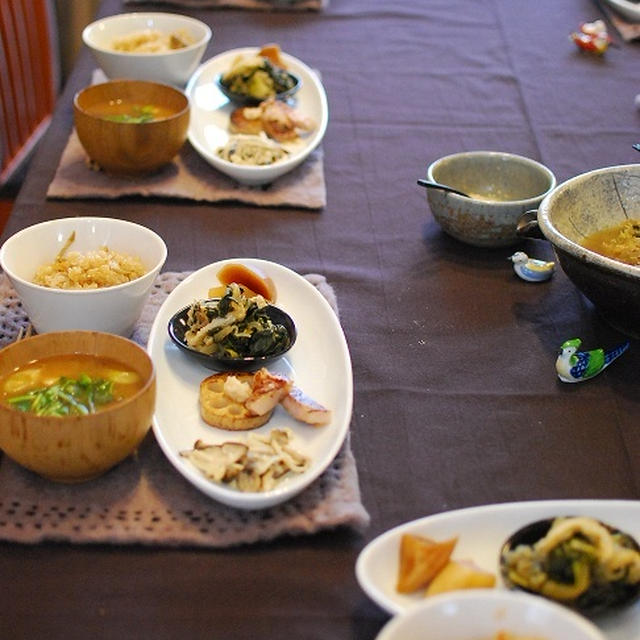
1,0,639,638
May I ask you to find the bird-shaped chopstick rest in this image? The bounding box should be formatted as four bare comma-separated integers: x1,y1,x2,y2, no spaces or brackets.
509,252,555,282
556,338,629,383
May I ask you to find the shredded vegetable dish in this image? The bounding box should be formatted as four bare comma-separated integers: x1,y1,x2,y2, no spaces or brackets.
216,134,288,166
502,516,640,610
220,49,296,100
184,283,291,358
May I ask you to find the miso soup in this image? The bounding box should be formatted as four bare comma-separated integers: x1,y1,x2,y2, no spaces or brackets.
85,100,175,123
0,354,143,416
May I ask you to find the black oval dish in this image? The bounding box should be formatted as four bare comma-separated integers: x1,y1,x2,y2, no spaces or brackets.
500,517,640,615
167,302,297,372
215,72,301,106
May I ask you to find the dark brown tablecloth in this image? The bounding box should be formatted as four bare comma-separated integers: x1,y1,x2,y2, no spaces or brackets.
1,0,639,638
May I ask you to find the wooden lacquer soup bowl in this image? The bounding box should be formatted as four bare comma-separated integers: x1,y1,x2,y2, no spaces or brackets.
73,79,190,176
0,331,156,483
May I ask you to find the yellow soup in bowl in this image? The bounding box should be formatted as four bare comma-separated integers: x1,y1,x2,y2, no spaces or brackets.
0,353,144,416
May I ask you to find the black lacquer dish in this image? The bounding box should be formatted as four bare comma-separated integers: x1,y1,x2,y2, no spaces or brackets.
167,302,297,372
214,71,301,106
500,516,640,616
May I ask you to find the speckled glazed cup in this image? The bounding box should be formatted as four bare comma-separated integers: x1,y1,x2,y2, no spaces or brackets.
425,151,556,248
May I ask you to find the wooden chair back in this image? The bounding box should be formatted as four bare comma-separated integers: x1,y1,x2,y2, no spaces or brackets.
0,0,59,186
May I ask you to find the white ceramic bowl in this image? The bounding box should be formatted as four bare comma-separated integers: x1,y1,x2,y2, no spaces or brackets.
375,590,605,640
0,217,167,337
82,12,212,87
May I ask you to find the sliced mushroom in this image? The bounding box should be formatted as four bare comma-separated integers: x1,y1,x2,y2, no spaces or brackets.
180,441,247,482
236,470,262,492
181,428,309,493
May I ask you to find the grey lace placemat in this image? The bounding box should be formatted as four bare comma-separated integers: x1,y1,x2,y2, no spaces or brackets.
0,271,369,547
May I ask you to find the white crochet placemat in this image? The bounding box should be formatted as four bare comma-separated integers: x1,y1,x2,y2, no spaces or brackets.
0,271,369,547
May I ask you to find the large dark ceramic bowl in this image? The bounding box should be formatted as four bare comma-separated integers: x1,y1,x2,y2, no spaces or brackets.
167,302,296,371
537,164,640,337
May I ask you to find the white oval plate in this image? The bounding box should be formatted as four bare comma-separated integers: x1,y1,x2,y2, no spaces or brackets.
355,499,640,640
185,48,328,185
147,258,352,510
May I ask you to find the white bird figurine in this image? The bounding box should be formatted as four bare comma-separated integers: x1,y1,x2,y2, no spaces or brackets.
556,337,629,383
509,252,555,282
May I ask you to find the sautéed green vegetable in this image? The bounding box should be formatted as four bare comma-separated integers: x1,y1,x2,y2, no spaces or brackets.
8,374,114,416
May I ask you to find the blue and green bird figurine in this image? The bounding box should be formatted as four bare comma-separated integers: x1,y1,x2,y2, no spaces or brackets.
556,337,629,383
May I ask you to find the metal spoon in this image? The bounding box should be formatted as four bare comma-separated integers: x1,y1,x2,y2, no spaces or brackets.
416,179,470,198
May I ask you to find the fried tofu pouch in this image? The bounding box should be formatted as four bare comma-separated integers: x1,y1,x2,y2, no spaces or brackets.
424,559,496,596
396,534,458,593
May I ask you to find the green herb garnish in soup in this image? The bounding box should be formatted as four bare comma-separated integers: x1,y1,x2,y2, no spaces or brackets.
86,101,174,124
0,354,142,416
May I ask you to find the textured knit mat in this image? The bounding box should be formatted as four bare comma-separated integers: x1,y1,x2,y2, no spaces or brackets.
47,132,326,210
0,271,369,547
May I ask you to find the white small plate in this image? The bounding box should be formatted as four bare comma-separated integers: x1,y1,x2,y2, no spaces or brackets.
355,499,640,640
602,0,640,22
147,258,352,510
185,48,328,185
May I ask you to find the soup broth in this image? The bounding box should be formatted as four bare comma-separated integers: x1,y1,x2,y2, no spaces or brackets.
0,354,143,416
85,100,175,123
581,219,640,266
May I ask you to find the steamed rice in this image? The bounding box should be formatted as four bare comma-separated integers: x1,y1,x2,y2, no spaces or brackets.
33,246,147,289
110,29,193,53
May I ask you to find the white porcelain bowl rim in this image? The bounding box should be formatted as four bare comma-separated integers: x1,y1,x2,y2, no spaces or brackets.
82,12,212,56
376,590,606,640
537,163,640,275
427,150,557,206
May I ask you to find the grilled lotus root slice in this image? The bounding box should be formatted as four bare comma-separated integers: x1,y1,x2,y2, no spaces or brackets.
199,368,292,431
199,372,273,431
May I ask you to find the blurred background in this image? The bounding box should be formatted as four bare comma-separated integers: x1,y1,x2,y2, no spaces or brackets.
55,0,101,84
0,0,100,231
